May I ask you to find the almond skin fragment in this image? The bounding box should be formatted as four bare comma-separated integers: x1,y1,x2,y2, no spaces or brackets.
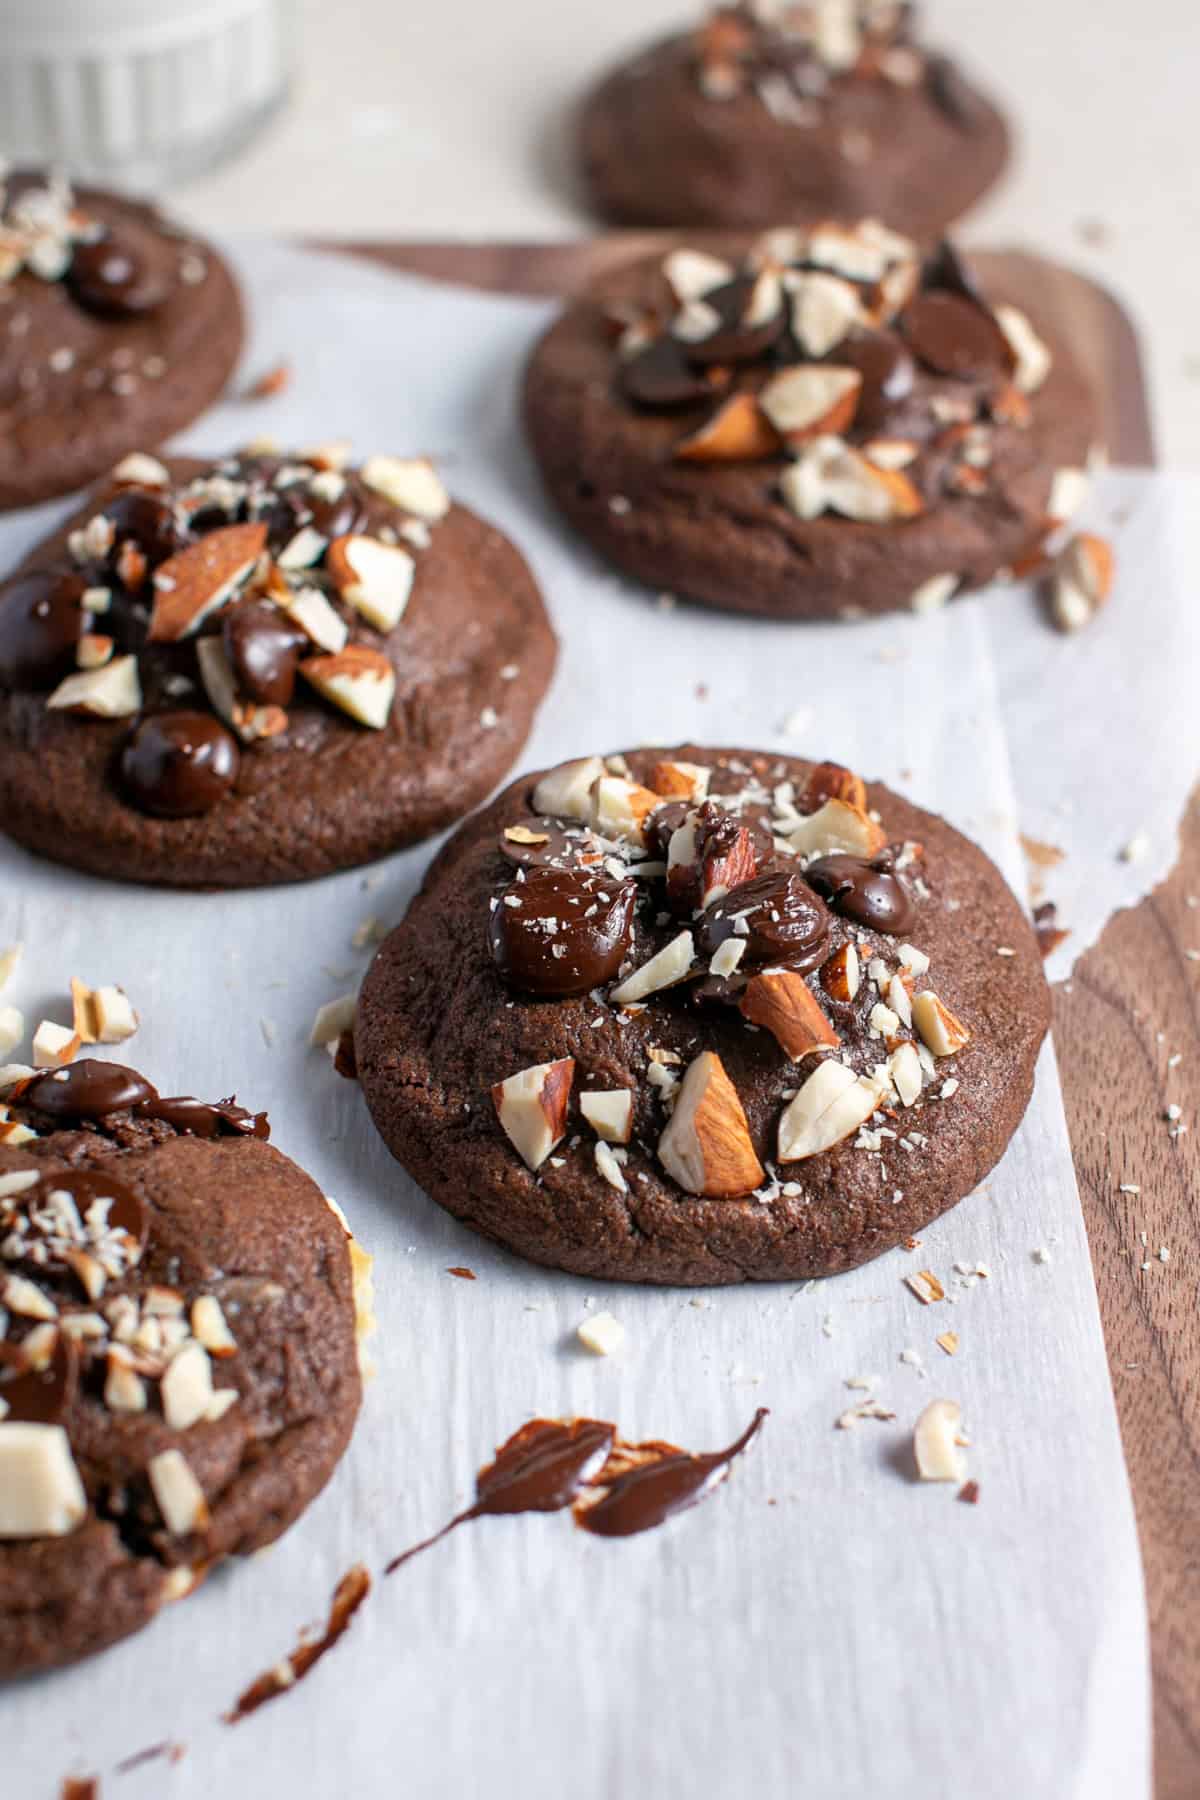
147,523,267,643
673,393,783,463
657,1051,764,1198
821,943,860,1003
739,970,841,1061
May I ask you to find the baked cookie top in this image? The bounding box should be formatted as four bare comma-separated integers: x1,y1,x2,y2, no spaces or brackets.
0,1055,368,1677
524,221,1096,618
0,169,243,510
357,747,1050,1285
0,444,556,884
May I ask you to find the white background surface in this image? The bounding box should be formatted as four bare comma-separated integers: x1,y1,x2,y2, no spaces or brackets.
172,0,1200,464
5,240,1188,1799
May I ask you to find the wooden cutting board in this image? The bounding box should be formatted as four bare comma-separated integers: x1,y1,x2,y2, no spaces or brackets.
344,236,1195,1798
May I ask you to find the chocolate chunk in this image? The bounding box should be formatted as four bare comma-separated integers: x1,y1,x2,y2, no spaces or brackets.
922,239,988,308
618,335,721,409
900,291,1014,382
803,852,915,934
100,488,188,570
679,275,785,366
19,1058,157,1120
271,473,370,547
120,712,240,819
0,568,88,688
222,599,305,707
66,227,174,319
0,1333,78,1426
697,869,832,972
839,331,916,431
489,864,637,997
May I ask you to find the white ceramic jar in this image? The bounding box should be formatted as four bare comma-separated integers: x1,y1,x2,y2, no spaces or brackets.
0,0,293,187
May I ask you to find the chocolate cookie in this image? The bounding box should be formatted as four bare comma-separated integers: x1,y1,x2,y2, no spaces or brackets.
356,746,1050,1285
0,444,557,886
0,1055,370,1677
524,222,1098,620
0,170,243,511
579,3,1009,236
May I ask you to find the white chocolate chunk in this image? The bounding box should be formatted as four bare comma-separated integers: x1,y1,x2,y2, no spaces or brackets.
0,1423,87,1538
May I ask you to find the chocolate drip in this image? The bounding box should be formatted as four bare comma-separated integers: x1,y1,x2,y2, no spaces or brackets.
578,1409,768,1538
225,1566,370,1725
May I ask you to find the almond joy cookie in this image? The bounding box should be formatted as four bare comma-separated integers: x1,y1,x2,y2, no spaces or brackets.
0,169,243,512
356,747,1049,1284
579,2,1009,237
524,221,1098,619
0,445,556,885
0,1055,371,1677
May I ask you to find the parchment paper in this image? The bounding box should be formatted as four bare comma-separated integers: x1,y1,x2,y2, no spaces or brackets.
4,241,1183,1799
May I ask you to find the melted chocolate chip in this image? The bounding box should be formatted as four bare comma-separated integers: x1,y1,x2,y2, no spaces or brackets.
223,599,305,707
900,292,1013,382
0,568,88,688
268,474,370,548
924,53,983,127
66,228,174,318
618,336,721,409
679,275,785,365
489,865,637,998
140,1096,269,1139
101,488,188,570
840,331,916,431
577,1409,768,1538
922,239,988,309
697,870,832,973
19,1059,157,1120
120,712,240,818
0,1332,78,1425
804,852,915,935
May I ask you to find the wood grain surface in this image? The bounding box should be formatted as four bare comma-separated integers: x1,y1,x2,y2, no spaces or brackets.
341,235,1193,1795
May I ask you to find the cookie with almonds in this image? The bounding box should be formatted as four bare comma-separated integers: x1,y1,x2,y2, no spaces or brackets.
0,170,243,511
356,745,1050,1284
0,444,556,885
0,1053,372,1678
524,221,1098,620
578,2,1008,236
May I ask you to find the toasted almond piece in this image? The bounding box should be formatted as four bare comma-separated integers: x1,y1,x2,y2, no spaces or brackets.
161,1341,214,1432
3,1274,57,1319
46,654,141,719
777,1060,888,1162
111,451,169,487
759,366,862,445
994,304,1052,394
888,1042,923,1106
594,1140,628,1193
785,797,887,860
649,759,711,802
787,270,862,357
611,930,695,1006
913,1398,967,1481
869,255,920,326
148,1447,209,1536
862,437,919,470
937,1331,960,1356
1046,467,1089,524
31,1020,79,1069
360,455,450,520
579,1089,634,1144
577,1310,626,1355
532,755,606,821
657,1051,764,1197
326,534,415,632
780,437,923,522
0,1423,88,1538
104,1346,148,1414
667,814,756,912
492,1057,574,1171
276,525,328,571
191,1295,238,1357
0,1007,24,1058
671,298,723,343
821,943,860,1003
662,248,734,305
301,645,395,730
590,775,660,847
1048,531,1114,633
802,760,867,812
147,523,266,642
275,582,348,654
76,632,114,670
310,993,356,1049
909,572,959,616
70,979,137,1046
740,969,841,1061
905,1268,945,1304
806,222,889,282
912,990,971,1057
673,393,783,464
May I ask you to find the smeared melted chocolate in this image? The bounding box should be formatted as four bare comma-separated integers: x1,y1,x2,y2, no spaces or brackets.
697,870,832,973
0,1330,78,1424
385,1409,767,1575
225,1565,371,1724
803,852,915,935
14,1059,269,1141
